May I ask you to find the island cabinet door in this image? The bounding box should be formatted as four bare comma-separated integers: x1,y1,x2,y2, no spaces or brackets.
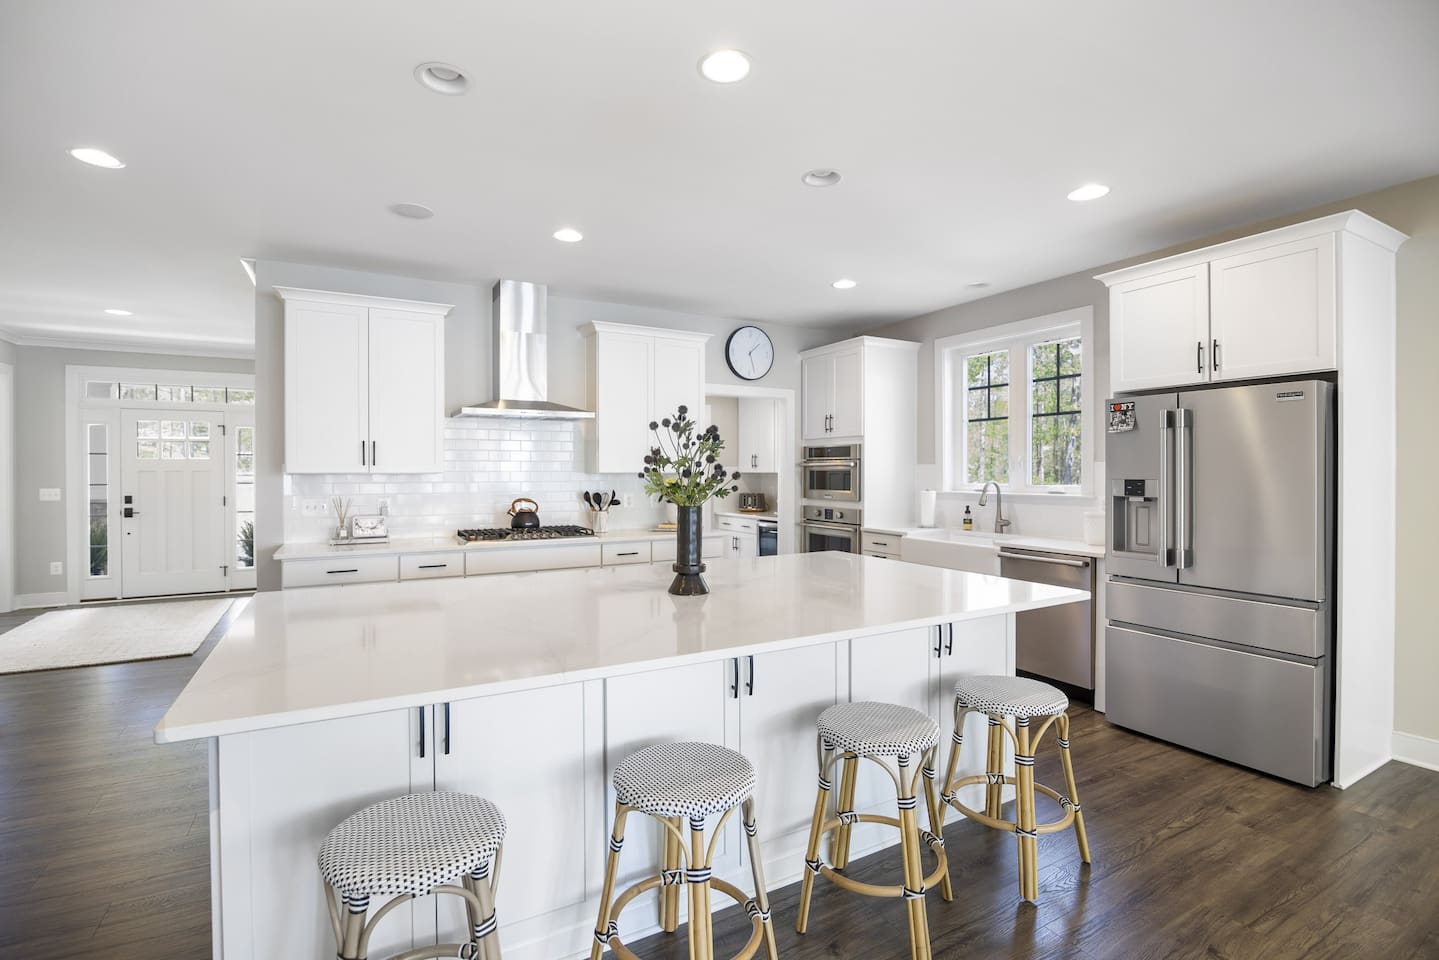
216,708,431,960
433,681,600,960
605,660,735,927
845,626,939,854
737,643,840,868
934,614,1015,817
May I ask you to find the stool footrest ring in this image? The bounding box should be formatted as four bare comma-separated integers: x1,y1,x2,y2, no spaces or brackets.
941,775,1078,834
809,812,949,900
601,873,765,960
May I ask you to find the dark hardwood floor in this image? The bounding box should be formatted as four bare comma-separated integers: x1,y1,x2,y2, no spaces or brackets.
2,606,1436,959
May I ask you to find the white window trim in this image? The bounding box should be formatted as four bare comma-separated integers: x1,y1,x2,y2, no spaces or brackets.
935,306,1095,498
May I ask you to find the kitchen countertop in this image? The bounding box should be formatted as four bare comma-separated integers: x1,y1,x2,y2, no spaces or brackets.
155,552,1086,743
873,526,1107,559
714,510,779,522
273,527,712,562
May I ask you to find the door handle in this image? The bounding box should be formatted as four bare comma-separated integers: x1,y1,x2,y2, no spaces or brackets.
1212,339,1221,371
418,705,426,758
443,702,451,755
124,507,138,518
731,658,740,698
1175,407,1193,570
996,551,1090,568
371,441,377,467
1196,341,1205,374
945,623,954,656
933,625,943,658
745,655,755,696
1160,409,1174,568
361,441,367,467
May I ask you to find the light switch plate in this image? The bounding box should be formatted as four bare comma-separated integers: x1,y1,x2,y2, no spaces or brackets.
49,561,63,575
39,488,61,502
300,499,328,517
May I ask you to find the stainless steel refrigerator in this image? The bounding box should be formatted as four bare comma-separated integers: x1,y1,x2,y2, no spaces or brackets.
1104,378,1334,786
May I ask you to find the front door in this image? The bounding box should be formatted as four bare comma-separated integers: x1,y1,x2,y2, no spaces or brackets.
120,409,227,597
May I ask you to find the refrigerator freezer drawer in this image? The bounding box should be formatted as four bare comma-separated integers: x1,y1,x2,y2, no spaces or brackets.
1107,578,1328,659
1106,625,1329,786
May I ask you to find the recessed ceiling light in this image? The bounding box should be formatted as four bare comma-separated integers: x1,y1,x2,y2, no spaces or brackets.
70,147,125,169
553,227,584,243
802,169,842,188
414,62,469,95
832,279,857,290
104,308,133,316
699,49,751,83
389,202,435,219
1067,183,1110,202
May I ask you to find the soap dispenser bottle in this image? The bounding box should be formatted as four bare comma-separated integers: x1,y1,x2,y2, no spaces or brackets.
962,505,973,531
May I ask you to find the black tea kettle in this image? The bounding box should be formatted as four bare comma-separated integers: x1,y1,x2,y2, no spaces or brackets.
508,497,541,529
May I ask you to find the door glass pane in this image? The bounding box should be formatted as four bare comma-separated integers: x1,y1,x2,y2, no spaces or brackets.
235,426,256,567
193,386,226,403
119,383,157,401
136,439,159,460
156,385,193,402
85,380,118,400
87,424,109,577
189,441,210,460
161,420,186,439
227,388,256,405
161,440,187,460
189,421,210,438
136,420,159,439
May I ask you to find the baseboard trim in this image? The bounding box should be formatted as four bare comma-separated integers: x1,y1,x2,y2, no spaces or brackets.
15,591,68,610
1392,731,1439,773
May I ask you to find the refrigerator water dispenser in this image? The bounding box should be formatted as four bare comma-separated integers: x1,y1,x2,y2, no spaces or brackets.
1111,477,1162,560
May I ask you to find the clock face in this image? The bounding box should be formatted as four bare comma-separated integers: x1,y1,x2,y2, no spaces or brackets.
725,325,774,381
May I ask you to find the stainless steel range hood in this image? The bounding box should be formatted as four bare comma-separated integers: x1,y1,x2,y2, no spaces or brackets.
456,279,594,420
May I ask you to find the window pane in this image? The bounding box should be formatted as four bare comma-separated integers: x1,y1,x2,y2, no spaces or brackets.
87,423,109,578
236,453,255,474
1060,375,1082,413
161,440,187,460
235,423,257,567
1032,343,1059,378
1059,337,1082,375
989,351,1010,385
990,385,1009,418
193,386,226,403
85,380,118,400
237,427,254,456
1033,379,1057,415
120,383,157,401
137,439,158,460
1032,413,1082,486
966,355,989,388
156,385,193,402
161,419,185,439
227,388,256,405
189,441,210,460
189,421,211,439
136,419,159,439
236,515,255,567
966,387,988,420
966,420,1009,484
90,541,108,578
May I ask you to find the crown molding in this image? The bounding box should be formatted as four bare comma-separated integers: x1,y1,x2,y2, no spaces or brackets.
0,325,254,360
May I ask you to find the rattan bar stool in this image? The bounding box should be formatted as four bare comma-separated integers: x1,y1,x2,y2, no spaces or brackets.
939,675,1091,903
795,701,952,960
319,791,506,960
591,741,779,960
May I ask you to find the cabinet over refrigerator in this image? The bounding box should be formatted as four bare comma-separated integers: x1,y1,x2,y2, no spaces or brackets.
1104,379,1334,786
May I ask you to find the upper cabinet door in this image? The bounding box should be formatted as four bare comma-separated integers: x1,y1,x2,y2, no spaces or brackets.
1109,264,1211,392
284,300,369,473
1209,233,1336,382
800,355,833,441
738,397,778,472
368,308,446,474
828,347,864,437
652,335,705,427
590,333,652,474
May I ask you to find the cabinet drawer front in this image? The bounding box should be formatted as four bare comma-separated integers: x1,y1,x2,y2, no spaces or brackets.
602,542,652,565
862,548,900,559
283,555,398,588
718,517,757,532
399,553,463,580
653,536,724,563
862,532,901,553
464,543,602,576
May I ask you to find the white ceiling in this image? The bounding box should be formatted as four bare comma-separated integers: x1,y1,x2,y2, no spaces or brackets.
2,1,1437,354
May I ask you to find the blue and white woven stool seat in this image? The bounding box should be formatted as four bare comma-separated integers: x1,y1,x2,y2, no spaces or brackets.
613,741,757,819
817,701,940,757
319,791,507,899
953,675,1069,719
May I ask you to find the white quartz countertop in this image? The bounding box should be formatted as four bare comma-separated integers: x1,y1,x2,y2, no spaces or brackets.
156,552,1086,744
714,510,779,522
274,527,713,561
890,527,1107,559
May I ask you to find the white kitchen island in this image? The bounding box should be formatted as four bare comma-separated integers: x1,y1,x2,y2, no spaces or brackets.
158,552,1086,960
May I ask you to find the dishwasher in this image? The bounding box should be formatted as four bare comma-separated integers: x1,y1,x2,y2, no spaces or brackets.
998,547,1095,693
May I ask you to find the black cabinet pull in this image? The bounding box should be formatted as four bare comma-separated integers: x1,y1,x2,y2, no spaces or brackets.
1213,338,1221,371
418,563,448,570
731,658,740,699
418,706,426,758
617,551,639,557
1197,340,1205,374
443,702,451,755
746,655,755,696
326,568,359,575
371,441,377,467
934,626,943,658
946,623,954,656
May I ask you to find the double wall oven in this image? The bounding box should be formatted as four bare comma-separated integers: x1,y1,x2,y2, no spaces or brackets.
802,506,861,554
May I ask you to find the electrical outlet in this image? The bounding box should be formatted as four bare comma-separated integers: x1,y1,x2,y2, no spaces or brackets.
621,494,634,508
300,499,328,517
38,487,61,502
377,497,391,514
49,561,64,576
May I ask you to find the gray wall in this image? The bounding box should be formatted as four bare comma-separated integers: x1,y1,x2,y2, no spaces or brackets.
865,173,1439,744
0,339,15,364
252,260,842,590
12,345,252,597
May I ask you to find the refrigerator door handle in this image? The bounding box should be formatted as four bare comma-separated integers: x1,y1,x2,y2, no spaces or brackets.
1160,409,1174,567
1175,407,1193,569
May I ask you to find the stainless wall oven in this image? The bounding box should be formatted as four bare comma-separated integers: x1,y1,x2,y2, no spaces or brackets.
802,506,861,554
802,444,861,502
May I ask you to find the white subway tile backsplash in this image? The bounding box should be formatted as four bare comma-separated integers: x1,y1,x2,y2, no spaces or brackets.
283,418,660,542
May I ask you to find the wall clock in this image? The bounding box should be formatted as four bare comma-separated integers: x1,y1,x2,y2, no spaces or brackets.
724,325,774,381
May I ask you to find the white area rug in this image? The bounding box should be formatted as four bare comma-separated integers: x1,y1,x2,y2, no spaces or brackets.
0,597,244,674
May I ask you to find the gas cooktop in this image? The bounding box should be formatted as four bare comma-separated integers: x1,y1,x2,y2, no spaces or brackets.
457,525,597,543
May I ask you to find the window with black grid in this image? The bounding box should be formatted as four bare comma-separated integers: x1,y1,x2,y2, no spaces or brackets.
1029,338,1082,486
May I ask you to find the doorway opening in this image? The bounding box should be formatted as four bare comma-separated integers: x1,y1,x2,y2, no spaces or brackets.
702,382,797,555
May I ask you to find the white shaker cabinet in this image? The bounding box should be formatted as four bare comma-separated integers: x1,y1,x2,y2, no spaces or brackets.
587,322,709,475
279,288,450,475
1209,233,1336,382
716,515,758,560
737,397,779,473
1107,264,1211,392
801,346,863,441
